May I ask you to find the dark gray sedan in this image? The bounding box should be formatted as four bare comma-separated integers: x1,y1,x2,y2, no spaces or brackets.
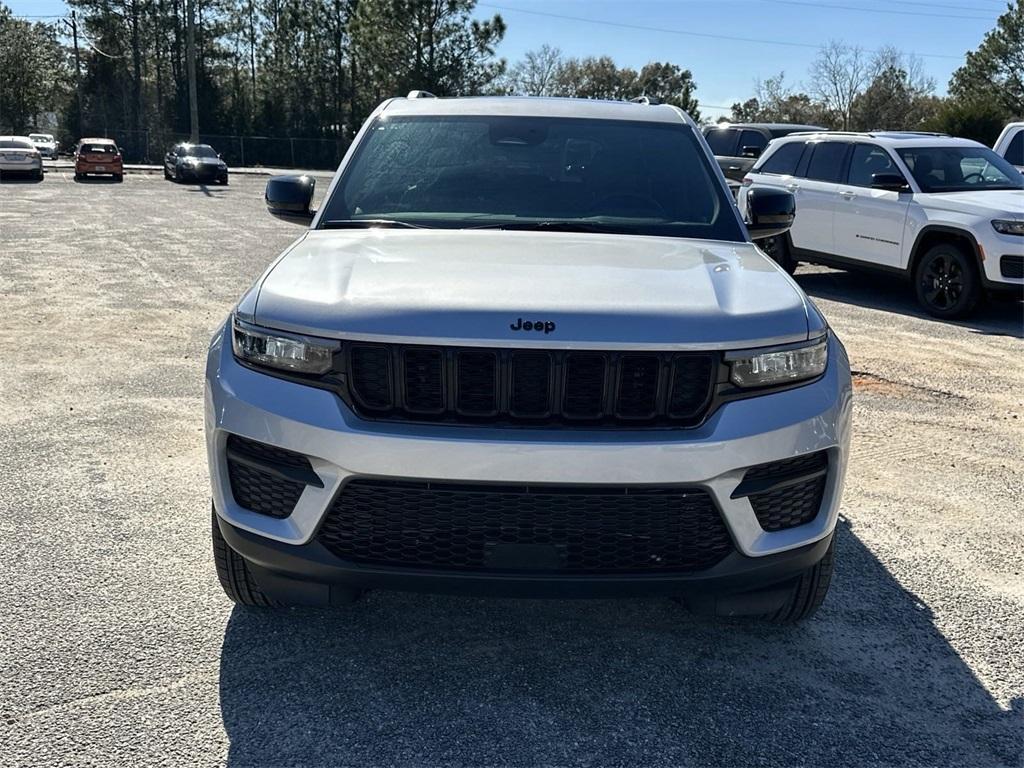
164,143,228,184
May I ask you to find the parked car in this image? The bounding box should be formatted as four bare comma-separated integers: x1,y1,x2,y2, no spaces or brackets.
164,143,228,184
0,136,43,180
703,122,826,190
994,122,1024,172
206,94,852,623
738,131,1024,317
74,138,123,181
28,132,59,160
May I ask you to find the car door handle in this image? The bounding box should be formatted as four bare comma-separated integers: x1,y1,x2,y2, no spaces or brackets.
727,166,741,171
840,190,855,199
786,183,800,191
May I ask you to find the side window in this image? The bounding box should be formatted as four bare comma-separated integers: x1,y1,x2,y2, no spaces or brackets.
757,141,806,175
704,128,739,156
847,144,898,187
738,130,768,157
1005,131,1024,166
804,142,849,182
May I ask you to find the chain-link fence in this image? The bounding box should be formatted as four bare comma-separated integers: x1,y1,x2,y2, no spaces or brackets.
65,128,348,170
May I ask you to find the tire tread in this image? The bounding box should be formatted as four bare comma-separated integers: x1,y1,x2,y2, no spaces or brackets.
211,507,281,607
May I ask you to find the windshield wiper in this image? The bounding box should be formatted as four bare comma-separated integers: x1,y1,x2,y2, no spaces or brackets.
469,220,634,234
320,218,426,229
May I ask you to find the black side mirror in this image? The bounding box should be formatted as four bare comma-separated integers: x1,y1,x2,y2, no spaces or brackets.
745,187,796,240
870,172,910,192
740,145,763,158
265,175,316,223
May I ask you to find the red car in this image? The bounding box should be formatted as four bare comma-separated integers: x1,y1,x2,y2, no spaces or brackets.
75,138,123,182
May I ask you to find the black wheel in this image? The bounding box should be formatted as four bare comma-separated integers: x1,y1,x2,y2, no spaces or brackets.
759,233,797,275
114,173,123,183
764,536,835,623
914,243,980,319
74,172,82,181
35,168,44,181
211,506,281,607
163,166,171,180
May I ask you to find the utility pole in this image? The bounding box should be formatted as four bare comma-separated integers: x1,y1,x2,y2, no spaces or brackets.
66,11,83,137
186,0,199,142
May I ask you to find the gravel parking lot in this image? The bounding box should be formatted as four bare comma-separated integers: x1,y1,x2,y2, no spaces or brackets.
1,169,1022,767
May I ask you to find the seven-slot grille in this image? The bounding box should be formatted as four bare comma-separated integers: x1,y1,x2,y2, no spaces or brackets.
345,344,717,426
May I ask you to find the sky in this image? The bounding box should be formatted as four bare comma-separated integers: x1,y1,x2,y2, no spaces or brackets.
6,0,1010,120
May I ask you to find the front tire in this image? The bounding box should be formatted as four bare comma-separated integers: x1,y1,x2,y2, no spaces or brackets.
764,536,835,623
211,507,281,607
759,233,797,275
914,243,980,319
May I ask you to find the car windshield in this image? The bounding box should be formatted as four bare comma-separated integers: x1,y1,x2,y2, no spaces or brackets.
82,144,115,154
1,139,34,149
321,115,742,240
29,134,52,142
897,145,1023,192
183,145,218,158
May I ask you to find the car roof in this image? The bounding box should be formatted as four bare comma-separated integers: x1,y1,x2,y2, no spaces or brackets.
771,131,986,149
0,135,35,143
706,123,826,131
380,95,690,124
80,137,115,143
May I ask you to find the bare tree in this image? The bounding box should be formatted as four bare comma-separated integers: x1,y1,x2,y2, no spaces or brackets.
809,41,870,129
503,45,563,96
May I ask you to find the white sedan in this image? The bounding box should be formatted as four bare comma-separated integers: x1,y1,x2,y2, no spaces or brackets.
0,136,44,180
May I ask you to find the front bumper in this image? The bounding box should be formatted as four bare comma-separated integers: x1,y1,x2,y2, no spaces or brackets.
206,323,852,596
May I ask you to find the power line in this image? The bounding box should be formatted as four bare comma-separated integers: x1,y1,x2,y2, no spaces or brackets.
477,3,965,61
866,0,1006,10
761,0,995,21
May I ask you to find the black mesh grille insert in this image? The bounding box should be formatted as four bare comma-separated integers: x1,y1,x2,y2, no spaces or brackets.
617,355,661,419
1000,254,1024,279
225,435,314,518
404,348,444,413
563,353,607,418
749,476,827,531
510,353,552,417
738,451,829,532
457,350,498,414
350,346,392,409
317,479,733,573
344,343,717,427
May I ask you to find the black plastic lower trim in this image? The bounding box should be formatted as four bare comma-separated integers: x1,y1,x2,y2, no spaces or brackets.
216,514,834,602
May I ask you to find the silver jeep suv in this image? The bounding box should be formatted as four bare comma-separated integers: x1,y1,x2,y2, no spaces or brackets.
205,94,852,622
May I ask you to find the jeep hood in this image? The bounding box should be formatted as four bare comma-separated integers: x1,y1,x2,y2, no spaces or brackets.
922,188,1024,217
250,229,815,349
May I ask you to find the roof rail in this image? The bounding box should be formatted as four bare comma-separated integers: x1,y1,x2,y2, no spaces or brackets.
406,90,437,99
630,95,661,106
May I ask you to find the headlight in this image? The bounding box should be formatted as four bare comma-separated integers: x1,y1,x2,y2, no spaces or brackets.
727,334,828,388
231,316,339,374
992,219,1024,236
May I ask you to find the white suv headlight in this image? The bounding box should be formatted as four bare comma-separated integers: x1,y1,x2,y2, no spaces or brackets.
727,334,828,388
232,316,339,374
992,219,1024,236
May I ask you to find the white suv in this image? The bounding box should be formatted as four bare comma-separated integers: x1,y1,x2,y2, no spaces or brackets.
205,95,852,622
994,122,1024,172
738,131,1024,318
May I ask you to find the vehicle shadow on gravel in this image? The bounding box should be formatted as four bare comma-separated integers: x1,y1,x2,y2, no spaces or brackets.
0,175,43,184
217,520,1021,767
795,268,1023,339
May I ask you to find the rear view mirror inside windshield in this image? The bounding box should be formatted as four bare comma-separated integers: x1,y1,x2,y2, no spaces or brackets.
489,119,548,146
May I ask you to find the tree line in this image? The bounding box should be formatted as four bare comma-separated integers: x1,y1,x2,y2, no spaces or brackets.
0,0,1020,164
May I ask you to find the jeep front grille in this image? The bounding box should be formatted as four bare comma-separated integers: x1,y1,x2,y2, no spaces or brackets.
345,344,717,427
